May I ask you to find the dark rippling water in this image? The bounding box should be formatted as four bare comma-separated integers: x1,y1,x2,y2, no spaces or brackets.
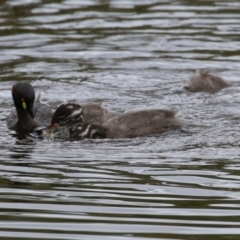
1,0,240,239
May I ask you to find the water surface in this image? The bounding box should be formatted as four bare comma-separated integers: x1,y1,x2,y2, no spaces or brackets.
1,0,240,239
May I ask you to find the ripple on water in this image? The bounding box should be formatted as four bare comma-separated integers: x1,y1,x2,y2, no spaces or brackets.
1,0,240,239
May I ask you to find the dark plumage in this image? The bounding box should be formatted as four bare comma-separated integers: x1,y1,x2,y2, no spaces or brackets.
7,82,40,132
43,103,106,140
51,102,84,127
7,82,53,132
69,123,107,140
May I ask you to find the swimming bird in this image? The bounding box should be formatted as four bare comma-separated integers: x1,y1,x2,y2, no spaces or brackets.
51,102,84,127
7,82,112,134
104,109,183,138
67,105,183,139
69,123,107,140
43,102,107,140
184,70,232,94
6,82,53,132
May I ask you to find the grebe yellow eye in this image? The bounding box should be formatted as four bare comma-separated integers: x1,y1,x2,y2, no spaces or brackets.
22,102,27,110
